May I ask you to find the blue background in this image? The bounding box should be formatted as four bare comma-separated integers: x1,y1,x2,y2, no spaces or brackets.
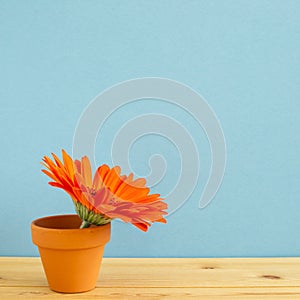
1,0,299,257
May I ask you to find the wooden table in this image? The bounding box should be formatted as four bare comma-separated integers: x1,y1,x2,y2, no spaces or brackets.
0,257,300,299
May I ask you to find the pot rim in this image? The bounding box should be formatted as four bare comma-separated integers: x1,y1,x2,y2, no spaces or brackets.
31,214,110,232
31,214,111,249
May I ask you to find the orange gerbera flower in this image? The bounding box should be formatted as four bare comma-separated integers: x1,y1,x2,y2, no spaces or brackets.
41,150,168,231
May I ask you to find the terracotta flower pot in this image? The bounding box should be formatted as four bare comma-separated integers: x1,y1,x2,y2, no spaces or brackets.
31,214,110,293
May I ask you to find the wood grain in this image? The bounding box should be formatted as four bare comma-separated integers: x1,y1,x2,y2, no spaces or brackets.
0,257,300,299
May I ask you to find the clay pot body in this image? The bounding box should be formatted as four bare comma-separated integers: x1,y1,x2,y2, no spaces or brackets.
31,214,110,293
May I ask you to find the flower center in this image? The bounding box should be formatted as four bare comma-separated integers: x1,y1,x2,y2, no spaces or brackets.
88,188,96,196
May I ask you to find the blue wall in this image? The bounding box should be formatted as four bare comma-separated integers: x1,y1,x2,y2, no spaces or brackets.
1,0,300,257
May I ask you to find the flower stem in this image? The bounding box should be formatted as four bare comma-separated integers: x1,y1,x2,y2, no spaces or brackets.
80,220,91,229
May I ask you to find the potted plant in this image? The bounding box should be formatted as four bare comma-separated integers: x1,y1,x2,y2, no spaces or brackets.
31,149,167,293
